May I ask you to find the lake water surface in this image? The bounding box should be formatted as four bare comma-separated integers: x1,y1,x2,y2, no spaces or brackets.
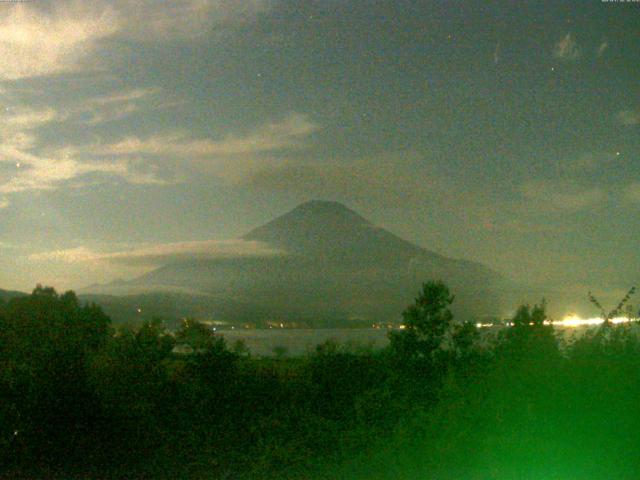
220,328,390,356
219,323,620,356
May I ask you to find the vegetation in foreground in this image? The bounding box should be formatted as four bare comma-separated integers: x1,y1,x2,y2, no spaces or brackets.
1,283,639,479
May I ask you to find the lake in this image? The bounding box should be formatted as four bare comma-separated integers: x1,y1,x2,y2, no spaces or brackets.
218,323,626,356
219,328,391,356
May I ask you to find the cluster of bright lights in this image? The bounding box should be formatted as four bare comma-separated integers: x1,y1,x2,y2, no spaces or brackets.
475,315,635,329
551,315,632,328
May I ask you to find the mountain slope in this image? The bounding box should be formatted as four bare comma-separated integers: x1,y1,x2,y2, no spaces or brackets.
0,288,28,302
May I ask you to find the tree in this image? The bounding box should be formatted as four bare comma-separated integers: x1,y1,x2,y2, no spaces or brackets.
136,317,175,362
499,301,558,361
452,321,480,358
173,319,238,389
573,287,638,357
0,286,112,465
388,281,455,365
175,318,218,350
272,345,289,358
589,287,636,325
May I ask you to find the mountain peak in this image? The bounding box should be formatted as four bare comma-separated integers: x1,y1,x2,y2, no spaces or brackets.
294,199,355,211
243,200,371,248
242,200,424,261
285,200,370,224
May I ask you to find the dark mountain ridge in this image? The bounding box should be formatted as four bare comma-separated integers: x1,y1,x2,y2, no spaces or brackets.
0,288,28,302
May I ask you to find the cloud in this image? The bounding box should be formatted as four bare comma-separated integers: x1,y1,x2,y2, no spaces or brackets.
0,80,312,196
29,239,283,267
484,219,572,234
3,106,60,128
0,3,119,80
0,146,165,194
517,152,623,211
242,152,447,206
520,180,605,212
28,246,98,264
0,0,276,194
625,183,640,203
88,88,159,105
92,113,318,158
597,40,609,58
3,86,175,127
73,87,163,125
554,33,580,61
0,82,318,198
1,105,60,151
0,1,270,80
561,151,619,173
0,84,174,195
110,0,270,41
615,110,640,126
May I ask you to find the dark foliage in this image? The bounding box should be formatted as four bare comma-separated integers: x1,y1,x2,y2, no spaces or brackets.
2,283,640,479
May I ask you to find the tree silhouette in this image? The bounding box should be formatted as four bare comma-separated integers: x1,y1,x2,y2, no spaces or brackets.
388,281,455,365
589,286,636,325
0,286,112,466
499,300,559,362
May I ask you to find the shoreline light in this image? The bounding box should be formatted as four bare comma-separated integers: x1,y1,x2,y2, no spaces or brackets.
551,315,632,328
476,316,635,329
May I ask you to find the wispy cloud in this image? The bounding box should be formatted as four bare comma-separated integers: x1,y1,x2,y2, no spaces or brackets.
0,0,277,199
520,181,605,212
88,88,159,105
28,246,98,264
562,151,620,172
1,80,314,196
242,151,445,206
483,219,572,234
29,239,283,267
0,146,163,194
615,110,640,126
111,0,270,41
3,106,60,128
625,183,640,203
92,113,318,157
73,87,163,125
554,33,580,61
0,147,160,196
1,105,60,151
4,86,173,127
0,85,176,195
596,40,609,58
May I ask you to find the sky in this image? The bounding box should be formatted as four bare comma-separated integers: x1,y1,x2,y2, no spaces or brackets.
0,0,638,308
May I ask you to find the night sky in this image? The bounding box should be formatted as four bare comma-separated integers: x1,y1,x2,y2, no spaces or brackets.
0,1,638,309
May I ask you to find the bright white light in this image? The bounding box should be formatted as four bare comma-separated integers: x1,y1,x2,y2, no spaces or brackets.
474,316,635,329
552,315,632,328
